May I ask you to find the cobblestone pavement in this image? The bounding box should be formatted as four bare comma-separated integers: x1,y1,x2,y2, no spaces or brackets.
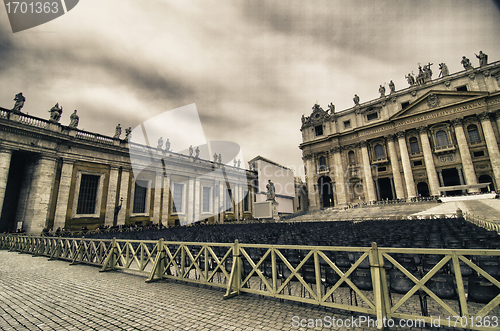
0,250,447,331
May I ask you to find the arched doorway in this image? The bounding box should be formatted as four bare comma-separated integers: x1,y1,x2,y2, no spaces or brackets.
478,175,495,193
318,176,334,208
377,178,393,200
417,182,430,197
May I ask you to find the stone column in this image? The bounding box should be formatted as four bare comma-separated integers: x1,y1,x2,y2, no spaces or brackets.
457,166,466,194
219,181,225,223
451,118,479,192
385,135,405,199
187,177,195,224
418,126,441,196
161,176,170,227
389,176,396,199
375,179,381,200
397,131,417,198
25,156,57,234
479,112,500,189
304,155,318,210
438,170,445,196
194,178,201,223
116,169,130,226
0,149,12,220
152,172,163,224
360,142,377,202
332,147,347,206
53,159,75,230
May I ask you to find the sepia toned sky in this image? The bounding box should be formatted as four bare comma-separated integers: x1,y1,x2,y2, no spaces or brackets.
1,0,500,178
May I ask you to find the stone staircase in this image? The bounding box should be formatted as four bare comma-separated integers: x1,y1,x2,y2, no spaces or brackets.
287,201,438,222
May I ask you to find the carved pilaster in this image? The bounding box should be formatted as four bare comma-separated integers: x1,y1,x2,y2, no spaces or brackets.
450,118,463,127
478,112,491,122
331,146,342,154
417,126,428,134
359,141,368,148
396,131,406,139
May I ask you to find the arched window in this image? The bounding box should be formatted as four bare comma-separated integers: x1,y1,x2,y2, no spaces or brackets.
319,156,327,170
467,124,480,142
348,150,356,164
409,137,420,154
436,130,449,147
374,144,385,159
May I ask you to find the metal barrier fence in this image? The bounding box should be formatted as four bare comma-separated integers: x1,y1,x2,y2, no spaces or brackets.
1,234,499,331
465,212,500,234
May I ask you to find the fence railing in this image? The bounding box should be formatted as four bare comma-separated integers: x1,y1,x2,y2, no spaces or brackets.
1,234,499,330
465,212,500,234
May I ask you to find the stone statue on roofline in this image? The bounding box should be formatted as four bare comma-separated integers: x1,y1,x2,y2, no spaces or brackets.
195,146,200,158
125,127,132,141
157,137,163,150
475,51,488,67
405,72,415,86
389,80,395,94
48,103,63,123
423,62,433,81
379,85,386,97
11,92,25,114
353,94,360,106
189,145,193,157
461,56,473,70
165,138,170,151
218,153,222,163
68,110,79,128
328,102,335,114
113,124,122,139
213,153,218,162
438,63,449,77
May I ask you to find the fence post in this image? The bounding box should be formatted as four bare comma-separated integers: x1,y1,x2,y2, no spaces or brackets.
224,239,241,299
71,237,85,265
369,242,387,329
101,237,118,272
146,238,166,282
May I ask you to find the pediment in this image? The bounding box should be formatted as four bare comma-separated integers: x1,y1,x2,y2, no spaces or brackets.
390,90,488,120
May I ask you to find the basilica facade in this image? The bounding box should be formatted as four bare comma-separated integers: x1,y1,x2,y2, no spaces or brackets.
300,56,500,210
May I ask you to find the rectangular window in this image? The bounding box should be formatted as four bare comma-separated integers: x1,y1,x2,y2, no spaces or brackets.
225,189,233,212
315,125,323,136
401,101,410,109
413,160,423,166
202,186,211,213
378,167,386,172
76,174,100,215
172,183,184,213
343,120,351,129
473,151,485,157
366,112,378,121
133,180,148,214
456,85,468,91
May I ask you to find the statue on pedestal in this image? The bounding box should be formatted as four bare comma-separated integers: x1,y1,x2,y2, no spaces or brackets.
405,72,415,86
165,138,170,151
68,110,79,128
195,147,200,158
188,145,193,157
48,103,63,123
11,92,25,113
328,102,335,114
266,179,276,202
237,159,241,168
218,154,222,164
113,124,122,139
157,137,163,150
423,63,433,81
213,153,218,162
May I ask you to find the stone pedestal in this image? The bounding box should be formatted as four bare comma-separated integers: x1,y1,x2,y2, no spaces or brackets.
253,200,279,221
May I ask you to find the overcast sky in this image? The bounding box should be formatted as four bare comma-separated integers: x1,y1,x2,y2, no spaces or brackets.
1,0,500,178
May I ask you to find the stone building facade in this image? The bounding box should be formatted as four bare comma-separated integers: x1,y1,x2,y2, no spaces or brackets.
0,109,255,234
300,57,500,210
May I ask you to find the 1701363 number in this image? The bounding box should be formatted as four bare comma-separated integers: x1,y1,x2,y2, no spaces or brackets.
446,316,499,328
5,2,59,14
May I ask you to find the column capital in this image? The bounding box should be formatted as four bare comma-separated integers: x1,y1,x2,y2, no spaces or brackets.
417,126,429,134
302,154,312,160
396,131,406,139
331,146,342,154
450,118,463,127
383,134,395,141
359,141,368,148
478,111,492,122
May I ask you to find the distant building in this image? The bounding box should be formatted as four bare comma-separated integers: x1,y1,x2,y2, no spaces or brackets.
248,155,296,215
300,56,500,210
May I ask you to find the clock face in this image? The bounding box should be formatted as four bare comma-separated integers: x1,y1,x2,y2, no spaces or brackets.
315,113,321,119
